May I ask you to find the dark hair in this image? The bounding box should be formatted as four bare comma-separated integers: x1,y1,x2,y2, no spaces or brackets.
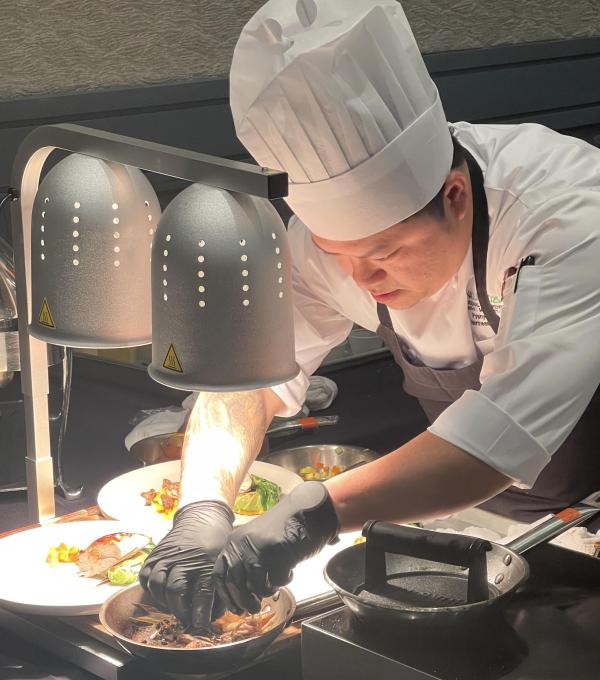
406,133,465,221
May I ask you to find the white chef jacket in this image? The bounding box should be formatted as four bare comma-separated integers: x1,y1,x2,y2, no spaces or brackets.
271,122,600,488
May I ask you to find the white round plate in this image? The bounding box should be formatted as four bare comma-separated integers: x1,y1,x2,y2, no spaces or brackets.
97,460,302,529
0,520,162,616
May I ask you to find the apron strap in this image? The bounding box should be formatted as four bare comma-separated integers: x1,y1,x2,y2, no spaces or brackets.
464,148,500,334
376,301,395,331
376,302,411,359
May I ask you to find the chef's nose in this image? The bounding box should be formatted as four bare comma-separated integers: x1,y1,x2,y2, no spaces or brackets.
351,259,384,288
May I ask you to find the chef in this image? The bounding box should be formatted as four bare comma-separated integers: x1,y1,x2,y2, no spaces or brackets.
140,0,600,627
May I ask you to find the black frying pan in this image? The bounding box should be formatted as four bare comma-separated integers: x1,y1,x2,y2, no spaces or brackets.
325,491,600,626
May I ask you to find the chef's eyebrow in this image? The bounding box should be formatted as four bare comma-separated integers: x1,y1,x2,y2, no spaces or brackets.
365,244,394,259
311,236,390,259
351,243,396,259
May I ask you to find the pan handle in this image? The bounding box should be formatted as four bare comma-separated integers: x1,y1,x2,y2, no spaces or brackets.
266,415,340,437
363,521,492,603
505,490,600,555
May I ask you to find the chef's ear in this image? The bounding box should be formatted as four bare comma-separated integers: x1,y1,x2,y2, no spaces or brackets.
442,168,469,223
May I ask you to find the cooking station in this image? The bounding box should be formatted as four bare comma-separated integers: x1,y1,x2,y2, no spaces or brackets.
1,353,600,680
1,0,600,668
303,543,600,680
2,121,600,675
0,107,598,680
3,542,600,680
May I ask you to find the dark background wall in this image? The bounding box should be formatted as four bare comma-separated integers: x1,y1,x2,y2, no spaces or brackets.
1,1,599,100
1,3,600,234
1,37,599,195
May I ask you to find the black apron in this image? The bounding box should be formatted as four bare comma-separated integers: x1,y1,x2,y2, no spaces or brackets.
376,149,600,525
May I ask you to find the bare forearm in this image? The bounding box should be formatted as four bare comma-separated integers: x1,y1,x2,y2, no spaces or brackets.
178,388,284,508
326,431,512,531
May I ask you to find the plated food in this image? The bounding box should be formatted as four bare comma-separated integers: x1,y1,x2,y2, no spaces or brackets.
78,531,154,585
0,521,162,615
141,474,281,520
47,531,154,586
97,460,302,528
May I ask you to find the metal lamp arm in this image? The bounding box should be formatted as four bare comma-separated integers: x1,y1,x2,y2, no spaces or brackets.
11,124,288,201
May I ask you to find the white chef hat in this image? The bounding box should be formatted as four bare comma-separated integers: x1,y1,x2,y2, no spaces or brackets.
230,0,453,241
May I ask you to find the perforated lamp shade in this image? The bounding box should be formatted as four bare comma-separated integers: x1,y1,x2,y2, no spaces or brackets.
29,153,160,348
148,184,298,391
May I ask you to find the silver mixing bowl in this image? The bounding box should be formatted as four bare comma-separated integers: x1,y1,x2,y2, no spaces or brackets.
265,444,378,479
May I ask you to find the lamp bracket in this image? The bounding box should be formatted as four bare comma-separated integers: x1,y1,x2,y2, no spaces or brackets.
12,124,288,200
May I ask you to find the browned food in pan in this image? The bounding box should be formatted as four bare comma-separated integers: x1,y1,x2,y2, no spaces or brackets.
126,602,276,648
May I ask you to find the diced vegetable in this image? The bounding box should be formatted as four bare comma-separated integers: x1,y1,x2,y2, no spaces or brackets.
46,543,80,567
142,478,180,520
298,462,347,481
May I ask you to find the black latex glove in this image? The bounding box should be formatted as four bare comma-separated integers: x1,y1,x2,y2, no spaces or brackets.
213,482,339,615
139,500,233,629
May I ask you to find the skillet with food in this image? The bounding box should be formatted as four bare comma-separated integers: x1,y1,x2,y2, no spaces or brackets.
100,584,295,674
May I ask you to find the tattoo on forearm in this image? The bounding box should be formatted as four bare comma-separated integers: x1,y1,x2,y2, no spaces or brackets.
180,391,268,505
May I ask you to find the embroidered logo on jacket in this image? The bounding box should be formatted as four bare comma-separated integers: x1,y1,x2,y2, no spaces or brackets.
467,289,502,328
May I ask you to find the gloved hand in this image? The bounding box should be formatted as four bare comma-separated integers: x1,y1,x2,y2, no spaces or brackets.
213,482,339,615
139,500,234,629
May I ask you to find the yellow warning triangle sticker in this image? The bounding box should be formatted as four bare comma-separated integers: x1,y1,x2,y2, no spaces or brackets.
38,298,55,329
163,343,183,373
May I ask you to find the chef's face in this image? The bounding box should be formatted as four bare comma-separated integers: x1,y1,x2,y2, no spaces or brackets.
311,167,472,309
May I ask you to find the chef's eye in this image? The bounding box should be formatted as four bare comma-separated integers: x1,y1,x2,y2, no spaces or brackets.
374,248,400,262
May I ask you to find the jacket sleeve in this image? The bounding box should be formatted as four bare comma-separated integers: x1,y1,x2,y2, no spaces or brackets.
429,191,600,486
269,218,354,416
